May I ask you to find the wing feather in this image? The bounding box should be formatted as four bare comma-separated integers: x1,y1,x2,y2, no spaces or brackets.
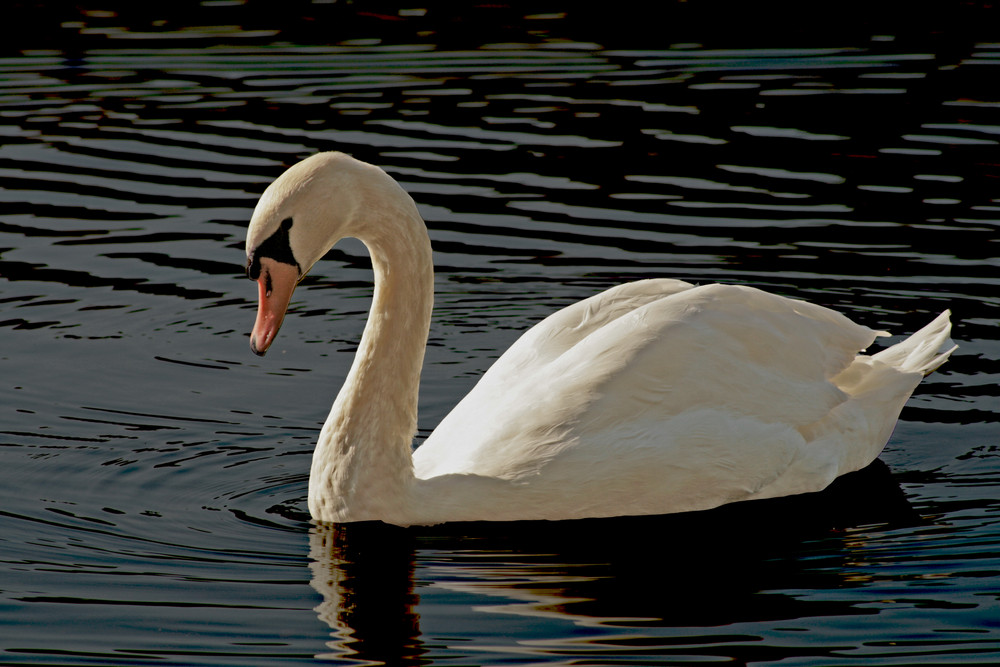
414,281,879,492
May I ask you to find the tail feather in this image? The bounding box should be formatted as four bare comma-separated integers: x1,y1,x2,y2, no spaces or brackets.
872,310,956,375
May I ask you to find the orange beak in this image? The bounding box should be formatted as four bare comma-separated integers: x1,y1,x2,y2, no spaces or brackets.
250,257,300,356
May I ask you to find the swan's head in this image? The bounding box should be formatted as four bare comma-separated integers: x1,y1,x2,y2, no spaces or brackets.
245,151,401,356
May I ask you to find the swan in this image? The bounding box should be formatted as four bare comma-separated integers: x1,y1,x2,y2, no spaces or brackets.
246,151,955,526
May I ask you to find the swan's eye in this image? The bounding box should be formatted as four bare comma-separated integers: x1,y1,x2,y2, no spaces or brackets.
246,255,261,281
246,217,298,280
251,218,299,271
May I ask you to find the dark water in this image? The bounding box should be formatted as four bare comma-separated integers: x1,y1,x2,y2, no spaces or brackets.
1,2,998,664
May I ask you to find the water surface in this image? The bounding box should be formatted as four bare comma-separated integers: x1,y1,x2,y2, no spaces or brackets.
1,3,998,665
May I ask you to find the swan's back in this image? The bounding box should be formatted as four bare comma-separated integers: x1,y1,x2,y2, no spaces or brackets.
413,281,947,520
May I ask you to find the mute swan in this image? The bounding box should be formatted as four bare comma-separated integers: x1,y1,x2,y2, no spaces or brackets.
246,151,955,526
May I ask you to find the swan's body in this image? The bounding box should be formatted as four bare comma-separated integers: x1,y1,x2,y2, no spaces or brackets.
246,152,955,526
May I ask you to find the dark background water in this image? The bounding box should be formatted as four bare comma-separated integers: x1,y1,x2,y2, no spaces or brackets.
1,2,998,665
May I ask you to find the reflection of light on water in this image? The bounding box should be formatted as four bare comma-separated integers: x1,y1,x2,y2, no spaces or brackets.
426,561,622,623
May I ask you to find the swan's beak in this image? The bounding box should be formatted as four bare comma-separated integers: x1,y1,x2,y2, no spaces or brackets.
249,257,299,356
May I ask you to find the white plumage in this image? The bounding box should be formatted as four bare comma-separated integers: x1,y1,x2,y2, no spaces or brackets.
245,151,955,526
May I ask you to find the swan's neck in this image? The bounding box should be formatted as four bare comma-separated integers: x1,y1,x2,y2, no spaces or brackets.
308,207,433,524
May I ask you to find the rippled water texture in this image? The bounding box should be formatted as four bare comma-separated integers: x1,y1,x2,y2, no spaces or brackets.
1,2,998,665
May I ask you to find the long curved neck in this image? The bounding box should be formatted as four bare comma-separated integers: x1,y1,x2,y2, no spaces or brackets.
309,204,434,524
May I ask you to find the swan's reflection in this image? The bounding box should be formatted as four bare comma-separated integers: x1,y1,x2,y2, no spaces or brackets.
309,522,421,663
309,460,919,664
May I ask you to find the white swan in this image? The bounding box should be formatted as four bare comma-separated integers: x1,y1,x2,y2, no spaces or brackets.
246,151,955,526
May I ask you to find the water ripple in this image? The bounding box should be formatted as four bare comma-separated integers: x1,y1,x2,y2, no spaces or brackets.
1,5,996,664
